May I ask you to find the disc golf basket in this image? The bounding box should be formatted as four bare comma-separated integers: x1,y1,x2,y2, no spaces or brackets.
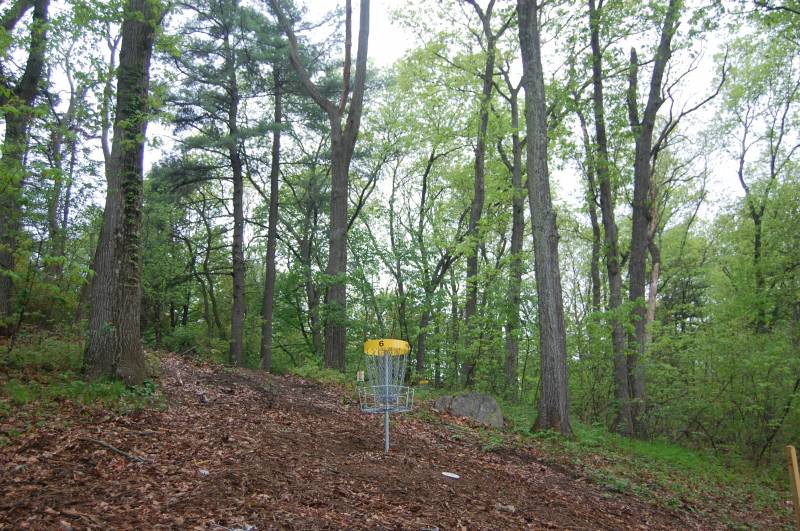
358,339,414,453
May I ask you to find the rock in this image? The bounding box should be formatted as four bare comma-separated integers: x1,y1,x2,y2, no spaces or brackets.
495,502,516,513
433,392,503,428
433,396,452,412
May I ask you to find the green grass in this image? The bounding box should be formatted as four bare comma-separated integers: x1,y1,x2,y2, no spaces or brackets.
495,399,789,523
3,376,159,411
287,361,353,387
408,389,789,526
0,333,164,441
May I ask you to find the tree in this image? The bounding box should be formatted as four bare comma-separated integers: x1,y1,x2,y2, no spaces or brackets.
496,59,526,396
0,0,50,333
586,0,634,435
625,0,680,431
260,67,283,371
84,0,161,384
723,33,800,334
170,0,268,365
461,0,512,386
517,0,571,434
269,0,371,369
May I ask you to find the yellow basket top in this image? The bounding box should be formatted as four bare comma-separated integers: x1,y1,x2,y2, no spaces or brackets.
364,339,409,356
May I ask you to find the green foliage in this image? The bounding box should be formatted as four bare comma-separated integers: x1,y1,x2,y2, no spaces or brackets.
0,333,164,434
2,376,157,411
287,360,352,387
499,401,787,516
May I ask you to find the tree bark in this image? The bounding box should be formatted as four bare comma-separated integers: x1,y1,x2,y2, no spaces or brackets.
498,75,525,397
626,0,680,432
260,68,282,371
588,0,633,436
517,0,571,435
463,0,500,383
223,23,247,366
0,0,49,333
84,0,159,385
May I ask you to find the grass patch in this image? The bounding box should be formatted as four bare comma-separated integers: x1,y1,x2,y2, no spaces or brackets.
0,333,164,441
408,389,788,526
491,398,789,524
288,361,352,387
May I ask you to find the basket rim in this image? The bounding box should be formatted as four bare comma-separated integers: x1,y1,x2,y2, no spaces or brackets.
364,338,410,356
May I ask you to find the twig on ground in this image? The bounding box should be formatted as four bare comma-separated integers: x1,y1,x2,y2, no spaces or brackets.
79,437,150,464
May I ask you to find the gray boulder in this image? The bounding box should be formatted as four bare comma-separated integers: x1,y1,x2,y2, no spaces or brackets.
432,392,503,428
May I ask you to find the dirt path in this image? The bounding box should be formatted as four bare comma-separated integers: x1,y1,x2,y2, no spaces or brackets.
1,355,720,529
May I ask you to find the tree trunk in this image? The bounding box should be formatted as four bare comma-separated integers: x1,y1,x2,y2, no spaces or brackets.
588,0,633,436
323,141,349,370
260,69,282,371
0,0,49,333
574,107,602,314
644,241,660,345
46,83,84,283
464,1,498,383
626,0,680,433
226,26,246,366
270,0,370,370
84,0,158,385
518,0,571,435
229,148,246,365
753,213,767,333
181,288,190,326
199,201,226,339
501,81,525,397
416,309,431,372
411,149,454,375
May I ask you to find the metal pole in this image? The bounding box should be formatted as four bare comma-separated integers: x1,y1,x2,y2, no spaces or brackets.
384,350,390,454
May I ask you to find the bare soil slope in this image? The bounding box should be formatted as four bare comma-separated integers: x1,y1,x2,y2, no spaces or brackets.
0,355,743,529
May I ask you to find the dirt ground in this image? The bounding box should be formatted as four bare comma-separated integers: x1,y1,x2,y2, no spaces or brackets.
0,354,756,529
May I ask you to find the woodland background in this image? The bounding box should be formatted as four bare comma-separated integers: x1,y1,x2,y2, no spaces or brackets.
1,0,799,468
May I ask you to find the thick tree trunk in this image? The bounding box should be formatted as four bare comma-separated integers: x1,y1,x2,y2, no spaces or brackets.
0,115,28,330
0,0,49,333
518,0,571,435
324,2,370,370
260,69,282,371
229,146,246,365
588,0,633,436
84,0,158,385
323,141,349,370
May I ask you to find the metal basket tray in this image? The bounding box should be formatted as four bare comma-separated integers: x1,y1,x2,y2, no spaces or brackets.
358,384,414,414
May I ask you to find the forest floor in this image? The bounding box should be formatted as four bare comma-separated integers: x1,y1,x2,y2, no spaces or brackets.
0,351,793,530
